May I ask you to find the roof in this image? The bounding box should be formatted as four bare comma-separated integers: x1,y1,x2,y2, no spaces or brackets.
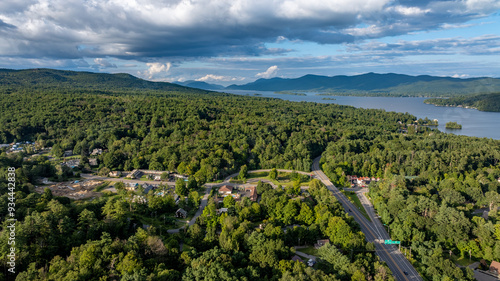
219,185,233,193
246,186,258,201
490,261,500,272
291,255,303,263
176,208,188,216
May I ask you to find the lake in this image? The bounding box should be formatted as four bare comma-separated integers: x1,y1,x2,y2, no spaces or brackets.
218,90,500,140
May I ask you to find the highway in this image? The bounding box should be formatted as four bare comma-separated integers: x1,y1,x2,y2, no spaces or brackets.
312,156,422,281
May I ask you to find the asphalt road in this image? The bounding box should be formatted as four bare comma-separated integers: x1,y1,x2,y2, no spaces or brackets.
312,156,422,281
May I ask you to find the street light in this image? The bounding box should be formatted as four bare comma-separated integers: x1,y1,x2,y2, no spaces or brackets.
383,224,391,237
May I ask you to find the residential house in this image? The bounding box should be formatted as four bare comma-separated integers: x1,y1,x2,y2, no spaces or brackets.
176,208,188,218
64,150,73,157
109,171,122,177
91,148,103,155
218,185,233,196
126,169,141,179
89,158,98,166
490,260,500,275
243,186,258,202
314,239,330,249
291,255,304,263
216,208,228,215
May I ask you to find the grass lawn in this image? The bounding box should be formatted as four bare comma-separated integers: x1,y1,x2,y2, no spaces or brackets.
344,191,371,222
298,246,318,256
451,254,477,267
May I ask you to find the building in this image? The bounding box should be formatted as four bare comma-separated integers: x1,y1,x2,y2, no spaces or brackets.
109,171,122,177
243,186,258,201
89,158,98,166
64,150,73,157
91,148,103,155
291,255,304,263
176,208,188,218
314,239,330,249
218,185,233,196
490,261,500,275
127,169,142,179
216,208,228,215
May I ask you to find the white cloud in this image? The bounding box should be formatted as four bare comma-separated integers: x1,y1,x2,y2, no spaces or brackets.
93,58,117,68
256,65,279,78
140,62,171,80
196,74,243,82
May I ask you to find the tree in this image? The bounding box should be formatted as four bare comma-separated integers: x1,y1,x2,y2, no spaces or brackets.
223,195,236,208
175,178,187,196
238,165,248,180
269,168,278,180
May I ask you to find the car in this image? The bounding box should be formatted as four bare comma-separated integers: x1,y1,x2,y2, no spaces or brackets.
403,271,408,275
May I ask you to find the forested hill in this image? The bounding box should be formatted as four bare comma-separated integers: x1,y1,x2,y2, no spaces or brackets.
424,93,500,112
0,68,209,94
226,73,500,96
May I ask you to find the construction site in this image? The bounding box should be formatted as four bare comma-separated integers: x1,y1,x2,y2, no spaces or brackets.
35,179,105,200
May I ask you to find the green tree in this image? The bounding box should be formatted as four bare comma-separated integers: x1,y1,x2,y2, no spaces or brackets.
175,178,187,196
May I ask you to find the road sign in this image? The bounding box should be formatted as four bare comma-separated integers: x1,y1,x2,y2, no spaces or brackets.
384,240,401,245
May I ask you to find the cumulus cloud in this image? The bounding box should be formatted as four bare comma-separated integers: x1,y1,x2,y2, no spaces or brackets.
0,0,498,61
140,62,172,80
256,66,279,78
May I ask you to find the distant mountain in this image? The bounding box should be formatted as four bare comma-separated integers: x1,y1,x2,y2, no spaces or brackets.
175,80,224,90
226,73,500,96
0,68,208,94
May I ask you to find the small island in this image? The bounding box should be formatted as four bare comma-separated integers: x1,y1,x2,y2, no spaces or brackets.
321,97,336,100
274,91,307,96
445,121,462,129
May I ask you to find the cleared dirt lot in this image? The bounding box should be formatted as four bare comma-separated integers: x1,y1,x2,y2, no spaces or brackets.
35,180,104,200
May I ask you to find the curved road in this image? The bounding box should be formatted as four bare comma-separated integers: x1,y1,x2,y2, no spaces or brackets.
312,156,422,281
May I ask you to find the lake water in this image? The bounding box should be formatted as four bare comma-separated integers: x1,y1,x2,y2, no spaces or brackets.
219,90,500,140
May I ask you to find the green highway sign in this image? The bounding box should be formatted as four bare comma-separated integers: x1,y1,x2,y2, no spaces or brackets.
384,240,401,245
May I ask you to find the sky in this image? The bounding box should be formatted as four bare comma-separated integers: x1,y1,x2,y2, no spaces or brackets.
1,0,500,86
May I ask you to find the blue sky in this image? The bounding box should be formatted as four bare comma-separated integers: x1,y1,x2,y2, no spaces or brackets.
0,0,499,85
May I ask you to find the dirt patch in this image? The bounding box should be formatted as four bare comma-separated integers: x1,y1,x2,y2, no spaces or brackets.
35,180,104,200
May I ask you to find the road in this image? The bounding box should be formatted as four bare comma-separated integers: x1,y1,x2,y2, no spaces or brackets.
312,156,422,281
167,185,213,233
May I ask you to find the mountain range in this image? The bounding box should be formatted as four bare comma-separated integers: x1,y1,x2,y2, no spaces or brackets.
1,69,500,97
224,73,500,96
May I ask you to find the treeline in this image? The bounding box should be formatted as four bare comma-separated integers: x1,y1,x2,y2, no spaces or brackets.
425,93,500,112
322,133,500,280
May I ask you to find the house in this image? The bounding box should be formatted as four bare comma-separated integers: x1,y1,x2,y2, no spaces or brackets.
314,239,330,249
498,177,500,183
154,175,162,181
218,185,233,196
291,255,304,263
142,184,154,194
127,169,141,179
91,148,103,155
89,158,98,166
109,171,122,177
243,186,258,201
216,208,228,215
126,183,139,191
490,260,500,275
64,150,73,157
176,208,188,218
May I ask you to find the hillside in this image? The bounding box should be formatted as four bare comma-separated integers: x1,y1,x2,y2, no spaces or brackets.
226,73,500,96
175,80,225,90
0,68,208,94
424,93,500,112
